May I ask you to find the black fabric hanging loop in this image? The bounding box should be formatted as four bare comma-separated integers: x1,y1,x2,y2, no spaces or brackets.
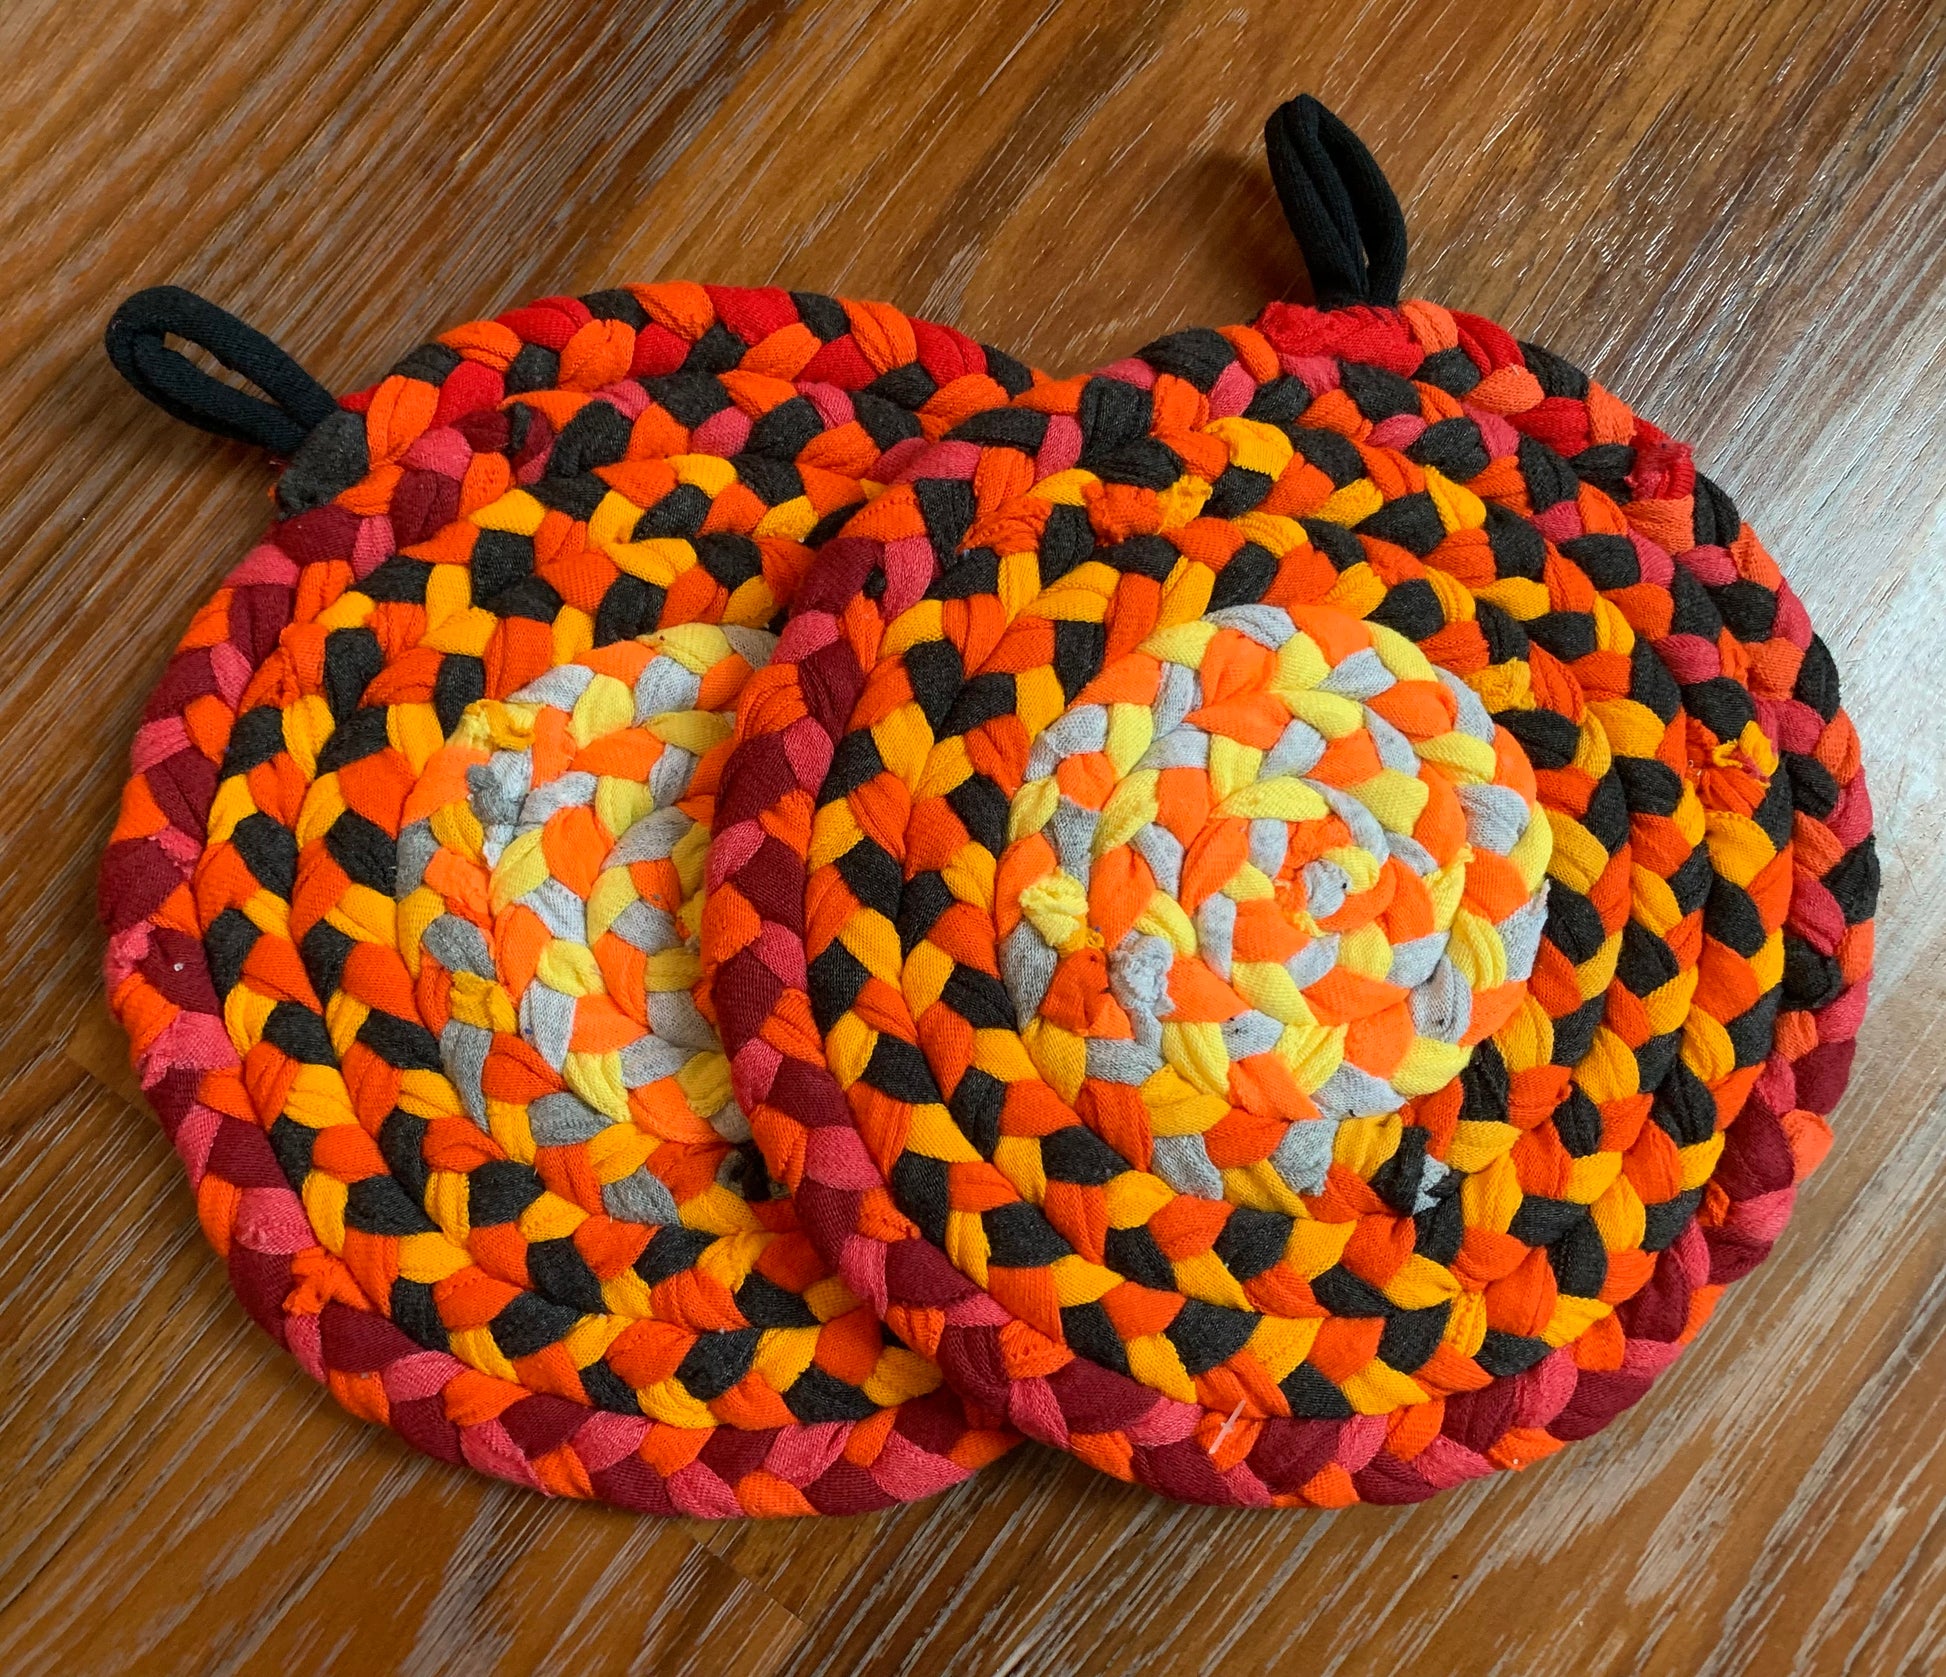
1263,95,1409,311
104,286,338,456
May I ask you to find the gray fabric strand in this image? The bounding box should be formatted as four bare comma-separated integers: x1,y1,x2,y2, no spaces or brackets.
1151,1132,1226,1198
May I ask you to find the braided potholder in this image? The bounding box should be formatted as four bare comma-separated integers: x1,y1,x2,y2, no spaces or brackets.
102,95,1876,1517
100,284,1029,1515
700,106,1877,1507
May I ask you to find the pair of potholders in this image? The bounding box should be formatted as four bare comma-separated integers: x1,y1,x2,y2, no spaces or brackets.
100,97,1876,1516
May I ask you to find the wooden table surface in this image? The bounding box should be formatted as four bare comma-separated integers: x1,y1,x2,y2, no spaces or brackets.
1,2,1941,1673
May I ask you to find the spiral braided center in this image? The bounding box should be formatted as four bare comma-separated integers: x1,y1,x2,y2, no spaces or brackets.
998,603,1552,1206
398,623,777,1227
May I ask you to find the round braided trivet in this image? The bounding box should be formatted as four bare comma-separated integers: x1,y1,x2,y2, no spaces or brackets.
101,283,1029,1515
701,102,1877,1507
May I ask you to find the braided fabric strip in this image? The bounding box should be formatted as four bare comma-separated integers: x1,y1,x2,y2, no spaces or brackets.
101,284,1031,1516
705,299,1877,1507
